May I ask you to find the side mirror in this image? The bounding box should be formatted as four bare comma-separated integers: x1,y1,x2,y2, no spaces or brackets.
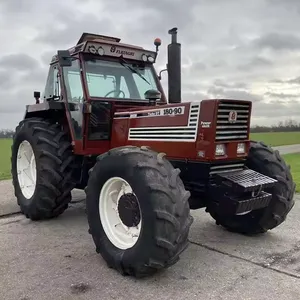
57,50,72,67
34,91,40,98
144,89,161,106
34,91,40,104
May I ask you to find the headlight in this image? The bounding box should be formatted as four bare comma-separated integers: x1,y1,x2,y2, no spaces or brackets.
237,143,245,154
147,56,155,63
88,45,97,54
215,144,226,156
141,54,148,61
97,47,105,56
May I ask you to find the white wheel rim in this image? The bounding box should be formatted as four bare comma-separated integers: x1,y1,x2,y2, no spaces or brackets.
99,177,142,250
16,140,37,199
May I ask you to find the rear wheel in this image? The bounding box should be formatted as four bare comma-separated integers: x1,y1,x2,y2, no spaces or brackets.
85,146,193,278
208,141,296,234
11,117,77,220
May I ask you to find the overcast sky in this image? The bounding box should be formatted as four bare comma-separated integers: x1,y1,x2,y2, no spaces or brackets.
0,0,300,129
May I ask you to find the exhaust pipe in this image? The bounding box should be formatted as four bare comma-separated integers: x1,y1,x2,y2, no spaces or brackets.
167,27,181,103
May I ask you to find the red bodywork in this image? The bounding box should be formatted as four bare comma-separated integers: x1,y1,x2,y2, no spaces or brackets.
51,35,251,161
75,98,252,162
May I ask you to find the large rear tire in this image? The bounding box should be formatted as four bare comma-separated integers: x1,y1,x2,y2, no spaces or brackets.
209,141,296,234
11,117,77,220
85,146,193,278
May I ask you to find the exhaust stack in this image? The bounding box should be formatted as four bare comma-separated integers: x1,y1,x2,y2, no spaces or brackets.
167,27,181,103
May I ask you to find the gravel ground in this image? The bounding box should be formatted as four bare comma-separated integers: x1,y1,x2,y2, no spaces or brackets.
0,186,299,300
273,144,300,155
0,143,299,300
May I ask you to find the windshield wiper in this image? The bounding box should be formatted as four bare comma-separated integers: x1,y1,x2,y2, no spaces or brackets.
119,57,150,85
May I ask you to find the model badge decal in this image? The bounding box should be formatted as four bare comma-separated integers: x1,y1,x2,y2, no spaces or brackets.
115,106,185,118
200,121,211,128
228,111,237,123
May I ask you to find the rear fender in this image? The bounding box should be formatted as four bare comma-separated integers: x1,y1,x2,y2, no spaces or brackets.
24,101,66,120
23,101,78,120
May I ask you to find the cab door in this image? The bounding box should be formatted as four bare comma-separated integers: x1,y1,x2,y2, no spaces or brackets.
61,58,85,152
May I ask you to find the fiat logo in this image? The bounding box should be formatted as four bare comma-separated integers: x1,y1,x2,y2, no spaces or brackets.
228,110,237,123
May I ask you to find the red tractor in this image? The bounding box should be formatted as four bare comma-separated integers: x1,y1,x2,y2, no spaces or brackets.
11,28,295,278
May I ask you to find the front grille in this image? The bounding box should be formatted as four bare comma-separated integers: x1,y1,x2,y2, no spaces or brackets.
209,161,245,176
215,101,250,141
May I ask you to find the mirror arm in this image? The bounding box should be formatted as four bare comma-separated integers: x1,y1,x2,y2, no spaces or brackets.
158,68,167,80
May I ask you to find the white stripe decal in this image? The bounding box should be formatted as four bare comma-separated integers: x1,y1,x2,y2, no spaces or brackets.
128,103,200,142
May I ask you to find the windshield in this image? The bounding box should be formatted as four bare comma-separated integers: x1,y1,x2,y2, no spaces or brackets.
83,57,159,100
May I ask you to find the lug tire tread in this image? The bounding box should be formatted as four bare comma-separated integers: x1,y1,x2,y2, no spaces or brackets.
86,145,193,278
11,117,77,220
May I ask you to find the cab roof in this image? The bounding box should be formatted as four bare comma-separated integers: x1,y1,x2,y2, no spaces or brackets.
51,32,157,64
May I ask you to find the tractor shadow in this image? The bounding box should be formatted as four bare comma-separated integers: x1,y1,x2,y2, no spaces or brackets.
188,204,300,277
16,189,299,283
62,190,300,278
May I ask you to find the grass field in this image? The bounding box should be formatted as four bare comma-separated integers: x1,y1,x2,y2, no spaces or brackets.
281,153,300,193
0,138,12,180
0,135,299,192
250,131,300,147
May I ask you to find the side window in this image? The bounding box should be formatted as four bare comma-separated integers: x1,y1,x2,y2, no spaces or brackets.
120,76,130,98
43,65,61,100
63,60,84,103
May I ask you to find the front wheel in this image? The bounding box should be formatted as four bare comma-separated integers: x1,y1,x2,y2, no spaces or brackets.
85,146,193,278
209,141,296,234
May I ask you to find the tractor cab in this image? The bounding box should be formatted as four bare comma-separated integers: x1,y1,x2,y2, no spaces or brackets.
39,32,167,153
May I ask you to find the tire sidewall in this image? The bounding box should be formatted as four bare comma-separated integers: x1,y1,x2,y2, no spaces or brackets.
11,122,40,210
86,154,158,269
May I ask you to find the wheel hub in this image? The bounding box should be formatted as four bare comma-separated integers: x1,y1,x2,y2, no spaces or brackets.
117,193,141,227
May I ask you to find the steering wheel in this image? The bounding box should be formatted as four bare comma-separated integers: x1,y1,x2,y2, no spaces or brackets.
104,90,126,98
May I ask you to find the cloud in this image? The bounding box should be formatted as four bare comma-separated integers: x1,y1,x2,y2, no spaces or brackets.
253,32,300,51
251,100,299,118
0,70,13,89
271,76,300,85
0,0,300,129
214,79,248,89
0,54,40,71
237,56,273,71
207,86,263,102
264,92,299,99
34,13,117,48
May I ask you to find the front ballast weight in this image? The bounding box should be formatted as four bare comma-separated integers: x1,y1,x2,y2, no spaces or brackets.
208,141,296,235
210,169,278,216
85,146,193,278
